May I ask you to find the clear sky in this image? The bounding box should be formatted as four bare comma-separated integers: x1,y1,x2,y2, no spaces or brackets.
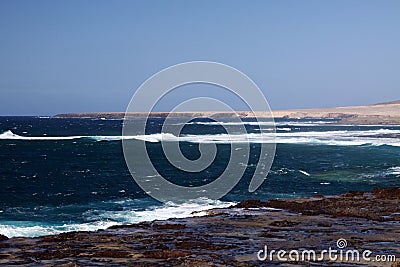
0,0,399,115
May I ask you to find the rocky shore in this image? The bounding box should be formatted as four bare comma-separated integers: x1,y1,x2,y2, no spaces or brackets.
0,188,399,266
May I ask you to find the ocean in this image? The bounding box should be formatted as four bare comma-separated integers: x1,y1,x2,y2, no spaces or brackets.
0,117,399,238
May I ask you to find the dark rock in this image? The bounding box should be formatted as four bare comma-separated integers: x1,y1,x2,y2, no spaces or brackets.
372,187,400,198
270,220,300,227
344,191,365,197
152,223,186,230
235,199,269,208
143,249,191,259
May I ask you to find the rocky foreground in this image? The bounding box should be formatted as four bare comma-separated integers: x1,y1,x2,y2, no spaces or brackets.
0,188,399,266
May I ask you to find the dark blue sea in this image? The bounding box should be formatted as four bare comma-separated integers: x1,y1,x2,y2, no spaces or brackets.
0,117,399,237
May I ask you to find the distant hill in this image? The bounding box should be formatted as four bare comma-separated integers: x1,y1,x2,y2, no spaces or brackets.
372,100,400,105
54,100,400,125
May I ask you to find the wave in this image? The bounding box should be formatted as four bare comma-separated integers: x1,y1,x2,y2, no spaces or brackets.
186,120,336,127
0,198,233,238
161,130,400,147
128,130,400,147
187,121,275,126
0,130,83,140
0,220,118,238
299,170,311,176
187,120,400,127
92,133,179,142
1,129,399,147
85,198,233,224
278,127,292,131
0,130,177,143
387,167,400,175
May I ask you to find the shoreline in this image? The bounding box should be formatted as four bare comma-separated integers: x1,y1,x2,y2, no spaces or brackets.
52,101,400,125
0,187,399,266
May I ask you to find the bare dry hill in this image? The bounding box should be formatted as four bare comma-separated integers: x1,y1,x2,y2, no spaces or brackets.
54,100,400,125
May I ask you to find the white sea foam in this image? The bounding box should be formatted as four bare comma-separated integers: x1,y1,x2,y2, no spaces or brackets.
128,130,400,147
387,167,400,175
1,129,399,147
278,127,292,131
0,130,83,140
0,220,119,238
0,130,178,142
187,120,400,127
186,120,336,127
86,198,233,224
93,133,182,142
0,198,234,238
299,170,311,176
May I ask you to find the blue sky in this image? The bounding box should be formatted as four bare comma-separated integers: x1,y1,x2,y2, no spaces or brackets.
0,0,399,115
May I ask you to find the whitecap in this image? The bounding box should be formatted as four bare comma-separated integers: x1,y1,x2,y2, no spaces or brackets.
387,167,400,175
85,198,233,224
0,130,82,140
0,198,234,238
1,129,399,147
299,170,311,176
0,220,119,238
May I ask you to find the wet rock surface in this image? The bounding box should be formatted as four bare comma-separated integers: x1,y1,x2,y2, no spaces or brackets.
0,188,399,266
0,234,8,242
239,187,400,222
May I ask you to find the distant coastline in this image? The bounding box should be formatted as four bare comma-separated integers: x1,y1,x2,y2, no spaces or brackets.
54,100,400,125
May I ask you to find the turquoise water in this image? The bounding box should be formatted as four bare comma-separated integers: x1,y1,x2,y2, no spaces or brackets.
0,117,399,237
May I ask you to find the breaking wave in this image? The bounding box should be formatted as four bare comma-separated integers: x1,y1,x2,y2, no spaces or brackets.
0,198,233,238
1,129,399,147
